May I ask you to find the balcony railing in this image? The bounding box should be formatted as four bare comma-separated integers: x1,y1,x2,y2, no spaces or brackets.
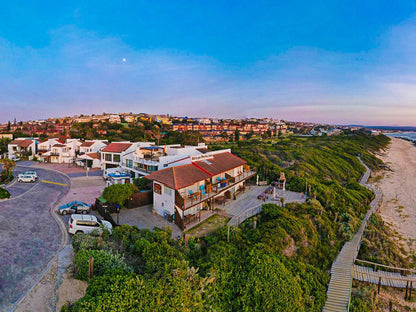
134,157,160,166
175,170,256,210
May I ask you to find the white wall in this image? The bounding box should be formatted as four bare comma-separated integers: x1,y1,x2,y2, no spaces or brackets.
153,182,175,217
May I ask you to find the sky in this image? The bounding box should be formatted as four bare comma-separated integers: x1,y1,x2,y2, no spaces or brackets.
1,1,416,125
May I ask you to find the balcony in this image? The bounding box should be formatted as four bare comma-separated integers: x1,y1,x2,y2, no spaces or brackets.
175,170,256,210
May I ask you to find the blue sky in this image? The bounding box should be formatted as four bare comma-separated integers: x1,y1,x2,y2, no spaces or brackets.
1,1,416,125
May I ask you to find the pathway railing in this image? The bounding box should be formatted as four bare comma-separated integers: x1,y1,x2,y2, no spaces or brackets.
323,157,383,312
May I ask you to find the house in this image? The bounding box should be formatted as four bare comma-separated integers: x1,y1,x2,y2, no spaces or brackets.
146,152,256,230
38,138,80,163
122,143,218,178
100,142,140,171
8,138,37,159
79,140,108,155
37,138,64,162
75,140,108,168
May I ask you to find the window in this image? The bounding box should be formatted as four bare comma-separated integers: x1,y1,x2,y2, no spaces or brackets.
154,183,162,195
105,154,112,162
164,186,172,196
113,154,121,162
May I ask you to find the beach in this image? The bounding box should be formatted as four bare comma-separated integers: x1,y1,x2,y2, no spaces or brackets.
375,137,416,251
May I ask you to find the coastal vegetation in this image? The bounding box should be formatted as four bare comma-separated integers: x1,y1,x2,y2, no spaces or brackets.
65,133,391,311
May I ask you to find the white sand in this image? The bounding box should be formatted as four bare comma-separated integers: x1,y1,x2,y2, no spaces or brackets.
375,138,416,251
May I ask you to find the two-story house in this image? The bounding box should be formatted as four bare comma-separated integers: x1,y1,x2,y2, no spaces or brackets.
100,142,139,171
75,140,108,168
122,143,212,177
8,138,37,159
146,152,256,230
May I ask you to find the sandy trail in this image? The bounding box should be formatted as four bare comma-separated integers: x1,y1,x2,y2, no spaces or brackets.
375,138,416,251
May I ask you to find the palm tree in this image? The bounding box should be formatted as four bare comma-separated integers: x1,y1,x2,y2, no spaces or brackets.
0,158,16,182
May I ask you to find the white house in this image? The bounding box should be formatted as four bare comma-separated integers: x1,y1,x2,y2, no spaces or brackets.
100,142,140,171
8,138,37,159
146,152,256,230
122,143,217,178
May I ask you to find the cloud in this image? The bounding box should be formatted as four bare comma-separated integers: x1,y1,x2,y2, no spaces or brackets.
1,20,416,125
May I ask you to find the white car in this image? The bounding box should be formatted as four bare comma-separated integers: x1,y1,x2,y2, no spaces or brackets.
18,171,38,180
68,214,113,235
17,175,36,183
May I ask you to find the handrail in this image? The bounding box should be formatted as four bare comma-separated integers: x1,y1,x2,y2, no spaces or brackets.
355,259,416,274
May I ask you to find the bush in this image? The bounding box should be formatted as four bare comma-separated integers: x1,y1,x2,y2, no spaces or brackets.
75,249,133,281
0,187,10,199
102,183,136,206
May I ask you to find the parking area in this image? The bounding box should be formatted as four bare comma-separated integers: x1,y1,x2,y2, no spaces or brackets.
0,166,70,311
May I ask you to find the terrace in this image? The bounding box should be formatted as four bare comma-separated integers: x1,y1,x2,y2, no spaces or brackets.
175,169,256,211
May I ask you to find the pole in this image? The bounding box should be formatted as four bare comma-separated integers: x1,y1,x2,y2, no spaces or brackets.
227,226,230,242
378,277,381,294
405,281,409,300
89,257,94,279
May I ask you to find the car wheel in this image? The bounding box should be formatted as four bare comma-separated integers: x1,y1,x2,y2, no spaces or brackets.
82,210,87,215
75,230,83,234
62,210,67,215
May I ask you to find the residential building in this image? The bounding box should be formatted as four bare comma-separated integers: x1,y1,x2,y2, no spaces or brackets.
100,142,141,171
122,143,216,177
8,138,37,159
75,140,108,168
146,152,256,230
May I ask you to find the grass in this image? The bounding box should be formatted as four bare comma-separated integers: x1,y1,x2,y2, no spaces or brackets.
184,214,230,237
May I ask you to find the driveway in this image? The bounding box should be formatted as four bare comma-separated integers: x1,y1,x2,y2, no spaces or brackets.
0,165,70,311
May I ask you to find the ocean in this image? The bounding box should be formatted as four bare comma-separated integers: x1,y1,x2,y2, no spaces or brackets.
386,132,416,142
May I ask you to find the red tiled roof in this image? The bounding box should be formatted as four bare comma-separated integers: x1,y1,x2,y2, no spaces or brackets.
53,144,66,148
9,139,24,145
192,152,246,176
56,140,64,144
86,152,100,159
18,140,33,148
146,164,211,190
81,141,95,147
102,142,132,153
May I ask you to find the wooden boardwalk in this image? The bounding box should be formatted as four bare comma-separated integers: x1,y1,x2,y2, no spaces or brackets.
323,158,383,311
353,264,416,289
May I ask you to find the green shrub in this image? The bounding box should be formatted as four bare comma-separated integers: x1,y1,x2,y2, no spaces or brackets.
75,249,133,281
0,187,10,199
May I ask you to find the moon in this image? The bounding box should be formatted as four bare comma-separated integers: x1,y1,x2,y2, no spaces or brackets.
122,58,126,62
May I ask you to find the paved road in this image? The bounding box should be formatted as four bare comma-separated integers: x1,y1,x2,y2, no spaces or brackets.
0,166,70,311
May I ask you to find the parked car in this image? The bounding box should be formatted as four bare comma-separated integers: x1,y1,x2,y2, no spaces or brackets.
17,175,36,183
59,200,91,215
18,170,38,180
68,214,113,235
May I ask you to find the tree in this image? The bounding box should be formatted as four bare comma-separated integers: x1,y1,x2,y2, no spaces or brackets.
0,158,16,183
133,177,151,190
102,183,136,206
235,129,240,141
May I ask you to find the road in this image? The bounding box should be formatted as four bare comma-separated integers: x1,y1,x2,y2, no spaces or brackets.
0,165,70,311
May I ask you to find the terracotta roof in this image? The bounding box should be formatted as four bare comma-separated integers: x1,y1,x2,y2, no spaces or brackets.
81,141,95,147
102,142,132,153
146,164,211,190
9,139,24,145
56,140,64,144
86,152,100,159
52,144,66,148
18,140,33,148
192,152,246,175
